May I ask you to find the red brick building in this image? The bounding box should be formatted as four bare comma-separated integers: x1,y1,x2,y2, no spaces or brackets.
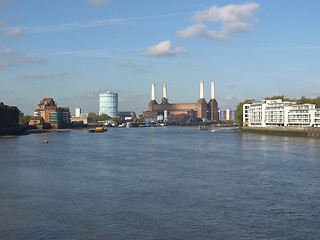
33,98,70,126
0,102,19,128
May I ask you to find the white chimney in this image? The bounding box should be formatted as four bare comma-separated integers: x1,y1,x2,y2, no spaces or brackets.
163,84,167,99
211,82,215,100
151,83,155,101
200,81,204,99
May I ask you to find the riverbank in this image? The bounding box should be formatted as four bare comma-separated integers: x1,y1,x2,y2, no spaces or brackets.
239,126,314,137
0,126,29,136
26,127,88,135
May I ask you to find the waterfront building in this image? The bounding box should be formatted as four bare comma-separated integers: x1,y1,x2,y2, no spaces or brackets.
118,111,136,120
99,92,118,117
70,116,93,125
315,109,320,127
59,107,71,123
29,116,44,126
32,98,70,127
243,99,320,127
49,112,62,125
0,102,19,128
75,108,81,118
219,109,235,121
143,81,219,121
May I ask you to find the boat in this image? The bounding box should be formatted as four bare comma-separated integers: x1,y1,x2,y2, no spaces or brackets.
95,127,106,132
88,127,107,133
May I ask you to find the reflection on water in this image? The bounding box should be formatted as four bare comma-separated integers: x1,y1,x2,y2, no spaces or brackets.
0,127,319,239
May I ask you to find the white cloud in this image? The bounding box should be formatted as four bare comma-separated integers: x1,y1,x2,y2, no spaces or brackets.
205,30,232,42
0,48,45,70
117,60,151,72
177,23,207,39
140,40,187,57
25,12,191,33
2,27,24,37
20,73,55,78
84,0,110,6
0,48,14,56
296,86,307,90
117,60,131,67
227,84,236,88
177,3,259,42
0,21,24,37
134,64,151,73
77,88,106,98
191,3,259,23
225,94,235,101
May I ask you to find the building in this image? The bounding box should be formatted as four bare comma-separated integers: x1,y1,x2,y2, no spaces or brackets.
143,81,219,121
59,107,71,123
219,109,235,121
75,108,81,118
29,116,44,125
99,91,118,117
32,98,70,127
70,116,93,125
0,102,19,128
243,99,320,127
118,111,136,120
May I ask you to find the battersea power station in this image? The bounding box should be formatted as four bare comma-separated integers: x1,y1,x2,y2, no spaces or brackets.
143,81,218,121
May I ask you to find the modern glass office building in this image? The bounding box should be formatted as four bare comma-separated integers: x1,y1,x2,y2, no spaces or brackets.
99,92,118,117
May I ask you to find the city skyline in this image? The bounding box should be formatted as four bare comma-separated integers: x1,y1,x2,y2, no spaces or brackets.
1,0,320,115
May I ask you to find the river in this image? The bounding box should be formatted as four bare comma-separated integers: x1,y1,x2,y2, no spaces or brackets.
0,127,319,239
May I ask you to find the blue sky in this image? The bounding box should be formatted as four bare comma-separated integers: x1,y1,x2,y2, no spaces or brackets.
1,0,320,115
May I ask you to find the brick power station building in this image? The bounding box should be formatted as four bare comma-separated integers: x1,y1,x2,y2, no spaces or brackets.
143,81,219,121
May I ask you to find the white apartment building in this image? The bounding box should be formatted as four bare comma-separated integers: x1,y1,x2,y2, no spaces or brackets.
243,99,319,127
315,109,320,127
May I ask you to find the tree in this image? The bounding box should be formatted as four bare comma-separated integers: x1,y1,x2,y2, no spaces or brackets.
264,95,291,101
88,112,98,121
133,115,145,123
99,113,112,121
19,115,31,125
235,99,255,126
88,112,112,122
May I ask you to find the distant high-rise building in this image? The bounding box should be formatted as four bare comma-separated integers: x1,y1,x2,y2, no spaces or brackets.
75,108,81,118
99,91,118,117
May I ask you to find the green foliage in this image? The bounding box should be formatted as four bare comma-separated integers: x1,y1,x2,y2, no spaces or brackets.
296,96,320,108
88,112,97,119
235,99,255,126
19,115,31,125
264,95,291,101
133,115,145,123
88,112,112,122
264,96,320,108
112,117,121,122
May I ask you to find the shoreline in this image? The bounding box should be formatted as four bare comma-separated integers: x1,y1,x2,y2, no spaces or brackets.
26,127,88,134
239,126,315,137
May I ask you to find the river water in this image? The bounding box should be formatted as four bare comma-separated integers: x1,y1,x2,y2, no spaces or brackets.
0,127,319,239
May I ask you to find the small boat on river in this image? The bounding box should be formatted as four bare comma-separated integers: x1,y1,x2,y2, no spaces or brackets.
88,127,107,133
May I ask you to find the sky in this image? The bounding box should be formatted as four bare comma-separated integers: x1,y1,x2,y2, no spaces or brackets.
1,0,320,115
